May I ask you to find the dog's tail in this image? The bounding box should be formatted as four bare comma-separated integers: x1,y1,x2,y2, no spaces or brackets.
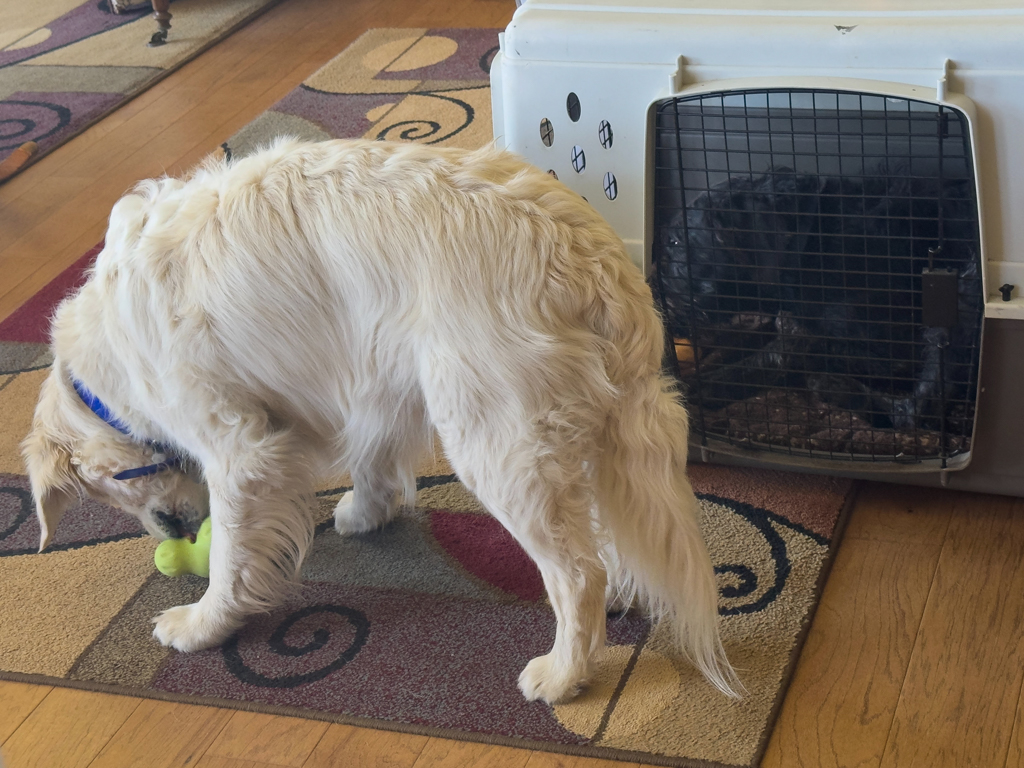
594,279,742,698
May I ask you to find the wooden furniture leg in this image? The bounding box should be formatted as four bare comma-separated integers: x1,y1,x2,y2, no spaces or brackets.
148,0,171,47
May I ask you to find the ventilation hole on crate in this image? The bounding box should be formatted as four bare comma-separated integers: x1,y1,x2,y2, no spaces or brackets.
603,172,618,200
540,118,554,147
566,92,581,122
598,120,613,149
571,145,585,173
547,169,558,179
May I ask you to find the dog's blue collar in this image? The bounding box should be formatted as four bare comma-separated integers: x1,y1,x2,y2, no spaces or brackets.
71,378,182,481
72,378,133,435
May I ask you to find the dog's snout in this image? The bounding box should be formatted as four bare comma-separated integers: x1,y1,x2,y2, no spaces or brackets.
153,509,202,541
154,510,185,538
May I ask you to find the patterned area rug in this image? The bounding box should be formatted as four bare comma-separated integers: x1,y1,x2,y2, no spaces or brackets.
0,29,855,768
0,0,279,180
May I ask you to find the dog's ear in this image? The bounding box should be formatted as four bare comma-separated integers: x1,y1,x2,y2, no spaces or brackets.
21,423,80,552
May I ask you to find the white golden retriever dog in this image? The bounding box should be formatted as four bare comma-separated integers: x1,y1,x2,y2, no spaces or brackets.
22,138,739,702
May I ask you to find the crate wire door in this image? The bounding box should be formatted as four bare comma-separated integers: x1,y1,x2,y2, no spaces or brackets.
652,89,983,467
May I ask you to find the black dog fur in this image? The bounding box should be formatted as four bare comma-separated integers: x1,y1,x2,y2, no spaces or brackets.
655,167,983,447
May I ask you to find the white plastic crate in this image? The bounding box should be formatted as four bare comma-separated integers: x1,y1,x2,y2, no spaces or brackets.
490,0,1024,494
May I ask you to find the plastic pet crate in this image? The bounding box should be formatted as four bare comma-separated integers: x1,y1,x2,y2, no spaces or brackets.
491,0,1024,495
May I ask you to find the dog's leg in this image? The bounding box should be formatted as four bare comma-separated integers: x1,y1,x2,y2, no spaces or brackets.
477,461,605,704
334,405,429,535
152,420,315,652
428,394,606,703
333,462,402,535
512,493,607,704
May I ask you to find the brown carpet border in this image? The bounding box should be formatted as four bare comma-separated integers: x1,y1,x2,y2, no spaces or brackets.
0,667,745,768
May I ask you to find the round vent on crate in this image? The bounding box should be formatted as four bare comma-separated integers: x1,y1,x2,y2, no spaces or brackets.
539,118,554,147
570,145,585,173
599,120,613,149
566,92,581,122
603,172,617,200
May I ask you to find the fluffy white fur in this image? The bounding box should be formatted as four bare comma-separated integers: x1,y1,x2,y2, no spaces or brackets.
22,138,740,702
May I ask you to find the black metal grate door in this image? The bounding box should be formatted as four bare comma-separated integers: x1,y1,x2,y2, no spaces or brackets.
651,89,984,466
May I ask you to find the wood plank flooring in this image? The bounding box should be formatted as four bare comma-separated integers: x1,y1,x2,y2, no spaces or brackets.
2,0,1023,766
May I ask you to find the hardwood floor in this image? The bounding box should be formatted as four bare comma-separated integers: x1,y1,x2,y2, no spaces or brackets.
3,1,1024,766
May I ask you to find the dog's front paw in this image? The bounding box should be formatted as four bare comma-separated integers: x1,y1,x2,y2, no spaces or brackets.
152,603,235,652
518,653,583,704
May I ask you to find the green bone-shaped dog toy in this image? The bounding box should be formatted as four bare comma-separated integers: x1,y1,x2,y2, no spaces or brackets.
154,518,211,577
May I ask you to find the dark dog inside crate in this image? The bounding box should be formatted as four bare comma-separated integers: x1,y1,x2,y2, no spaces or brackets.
655,168,983,459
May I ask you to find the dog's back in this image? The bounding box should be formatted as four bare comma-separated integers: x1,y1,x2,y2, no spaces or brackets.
95,139,656,434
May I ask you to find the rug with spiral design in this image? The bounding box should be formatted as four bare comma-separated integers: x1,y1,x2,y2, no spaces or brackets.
0,0,278,181
0,29,855,768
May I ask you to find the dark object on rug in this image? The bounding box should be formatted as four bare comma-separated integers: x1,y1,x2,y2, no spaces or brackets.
656,167,983,458
109,0,172,46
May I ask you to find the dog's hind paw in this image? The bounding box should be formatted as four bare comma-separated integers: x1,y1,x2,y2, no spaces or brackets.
152,603,235,652
518,653,583,704
333,492,364,535
333,491,394,535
